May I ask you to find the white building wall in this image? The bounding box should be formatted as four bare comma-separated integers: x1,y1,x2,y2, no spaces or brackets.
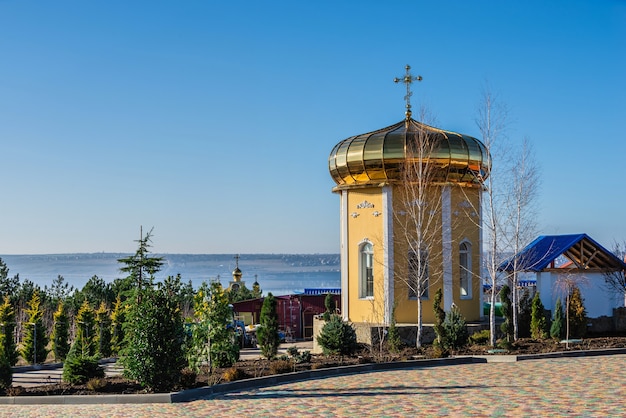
537,271,623,318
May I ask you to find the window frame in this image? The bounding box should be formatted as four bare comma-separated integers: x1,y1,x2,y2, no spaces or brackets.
359,241,374,299
459,241,472,299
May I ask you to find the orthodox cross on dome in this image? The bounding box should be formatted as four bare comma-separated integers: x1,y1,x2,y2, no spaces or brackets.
234,254,240,269
394,64,422,121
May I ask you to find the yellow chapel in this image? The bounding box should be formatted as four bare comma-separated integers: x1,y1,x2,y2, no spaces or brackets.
328,66,490,331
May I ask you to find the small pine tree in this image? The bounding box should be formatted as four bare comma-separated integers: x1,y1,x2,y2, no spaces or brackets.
51,302,70,361
62,342,105,385
95,302,112,358
432,288,446,346
386,302,402,353
110,295,126,356
317,314,358,356
568,286,587,338
0,349,11,391
75,300,97,357
257,293,280,360
500,284,513,342
550,298,565,340
530,292,549,339
322,293,335,321
0,296,18,366
442,305,469,350
21,291,49,365
517,289,533,338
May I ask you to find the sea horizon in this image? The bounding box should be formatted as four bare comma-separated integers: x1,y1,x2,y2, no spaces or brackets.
0,253,341,297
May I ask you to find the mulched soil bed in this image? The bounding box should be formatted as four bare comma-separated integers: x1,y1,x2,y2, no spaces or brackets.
7,336,626,397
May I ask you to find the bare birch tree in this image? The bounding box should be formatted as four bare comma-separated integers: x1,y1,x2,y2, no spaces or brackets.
475,88,509,347
603,241,626,306
504,137,540,340
394,109,444,348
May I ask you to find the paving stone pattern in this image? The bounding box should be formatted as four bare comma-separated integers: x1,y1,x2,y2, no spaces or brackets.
2,354,625,417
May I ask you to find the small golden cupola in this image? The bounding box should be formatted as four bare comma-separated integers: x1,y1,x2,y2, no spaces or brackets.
228,254,244,292
329,65,490,190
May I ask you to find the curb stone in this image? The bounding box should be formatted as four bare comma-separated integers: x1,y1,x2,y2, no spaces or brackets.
3,348,626,404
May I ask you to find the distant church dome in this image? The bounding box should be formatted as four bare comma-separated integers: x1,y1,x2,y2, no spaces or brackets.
328,118,490,189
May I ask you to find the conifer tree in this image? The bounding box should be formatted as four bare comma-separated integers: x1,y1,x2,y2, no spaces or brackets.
257,293,279,359
117,227,164,303
432,288,446,346
74,300,97,357
550,298,565,340
500,284,513,342
317,314,358,356
517,289,533,338
0,296,18,366
530,292,549,339
0,346,11,390
322,293,336,321
568,286,587,338
95,302,112,358
386,302,402,353
442,305,469,350
51,302,70,361
110,295,126,356
21,291,49,364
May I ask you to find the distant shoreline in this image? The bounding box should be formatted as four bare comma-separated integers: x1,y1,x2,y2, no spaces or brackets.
0,253,341,297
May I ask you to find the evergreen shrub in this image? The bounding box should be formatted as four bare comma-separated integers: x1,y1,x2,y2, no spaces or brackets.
317,314,358,356
531,292,549,339
62,348,105,385
442,305,469,350
550,298,565,340
469,329,490,345
568,287,587,338
500,284,513,342
257,293,280,359
0,352,12,390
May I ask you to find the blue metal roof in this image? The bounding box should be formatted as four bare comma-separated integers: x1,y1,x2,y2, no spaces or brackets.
499,233,625,272
301,288,341,295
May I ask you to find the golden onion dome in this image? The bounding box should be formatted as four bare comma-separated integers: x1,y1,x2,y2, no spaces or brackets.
328,118,490,189
232,267,242,282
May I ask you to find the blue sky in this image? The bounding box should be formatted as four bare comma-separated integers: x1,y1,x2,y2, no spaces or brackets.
1,1,625,254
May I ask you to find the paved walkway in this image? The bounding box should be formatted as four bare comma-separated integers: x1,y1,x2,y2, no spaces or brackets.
2,354,625,417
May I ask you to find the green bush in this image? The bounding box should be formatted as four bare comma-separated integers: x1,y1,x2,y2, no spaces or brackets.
500,284,513,342
0,352,12,390
62,351,105,385
433,289,446,346
257,293,280,360
568,287,587,338
442,305,469,350
469,329,490,345
386,303,403,353
531,292,549,339
179,368,197,388
122,285,186,392
550,298,565,340
316,315,357,356
518,289,533,338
